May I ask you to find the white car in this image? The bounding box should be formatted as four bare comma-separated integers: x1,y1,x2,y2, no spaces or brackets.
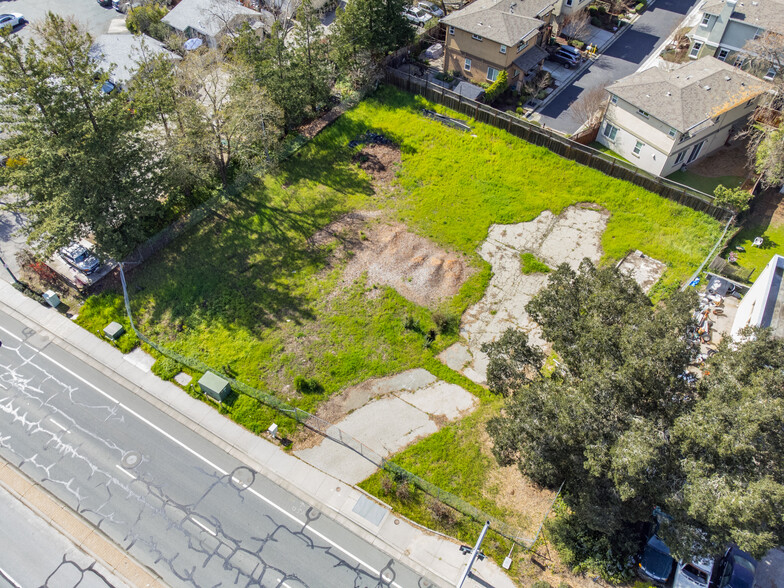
673,558,715,588
403,6,431,26
0,13,26,31
418,1,445,18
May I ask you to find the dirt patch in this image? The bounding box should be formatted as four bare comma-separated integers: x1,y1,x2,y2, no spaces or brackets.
352,143,401,189
748,187,784,227
688,139,749,178
312,213,473,308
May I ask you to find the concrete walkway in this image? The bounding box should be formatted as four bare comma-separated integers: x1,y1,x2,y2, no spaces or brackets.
0,279,516,588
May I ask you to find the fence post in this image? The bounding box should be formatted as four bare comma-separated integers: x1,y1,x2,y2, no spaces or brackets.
610,158,616,175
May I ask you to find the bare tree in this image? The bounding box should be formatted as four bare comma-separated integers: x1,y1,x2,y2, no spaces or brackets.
561,11,591,42
570,85,609,127
742,31,784,87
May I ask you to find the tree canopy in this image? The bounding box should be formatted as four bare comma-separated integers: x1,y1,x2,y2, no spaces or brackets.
486,259,784,560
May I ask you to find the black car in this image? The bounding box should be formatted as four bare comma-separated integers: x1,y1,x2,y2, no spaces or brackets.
97,0,113,7
548,49,580,69
712,545,756,588
638,534,676,585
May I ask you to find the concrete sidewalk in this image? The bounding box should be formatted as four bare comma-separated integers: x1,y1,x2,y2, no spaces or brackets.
0,280,517,588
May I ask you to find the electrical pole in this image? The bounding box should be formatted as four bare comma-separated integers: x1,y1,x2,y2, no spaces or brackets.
0,254,20,284
456,520,490,588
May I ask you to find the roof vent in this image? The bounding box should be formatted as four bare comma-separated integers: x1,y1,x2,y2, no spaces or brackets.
666,91,671,96
704,85,711,90
685,75,692,80
725,75,731,81
752,1,758,4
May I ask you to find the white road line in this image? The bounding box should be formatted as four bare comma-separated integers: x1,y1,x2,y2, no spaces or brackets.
0,565,22,588
115,464,135,480
49,418,67,431
190,517,217,537
0,323,403,587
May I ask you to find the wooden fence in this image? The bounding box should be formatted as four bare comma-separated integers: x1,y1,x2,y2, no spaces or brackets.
384,68,732,221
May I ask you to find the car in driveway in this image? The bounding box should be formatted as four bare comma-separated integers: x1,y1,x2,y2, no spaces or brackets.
673,557,714,588
417,1,444,18
0,13,26,31
637,534,676,585
403,6,431,26
548,48,580,69
712,545,757,588
60,242,100,275
97,0,113,7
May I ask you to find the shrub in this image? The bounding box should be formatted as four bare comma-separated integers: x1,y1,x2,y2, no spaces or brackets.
152,356,181,381
483,70,509,104
395,480,412,502
432,311,458,334
516,106,524,114
598,4,607,13
532,582,552,588
426,497,456,526
635,2,645,12
570,40,585,49
126,3,168,36
520,252,551,274
713,184,752,213
588,5,598,15
591,16,602,26
294,376,324,394
380,475,396,494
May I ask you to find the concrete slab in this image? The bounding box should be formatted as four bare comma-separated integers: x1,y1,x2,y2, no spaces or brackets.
437,342,472,371
397,381,476,420
617,249,667,293
123,347,155,372
174,372,192,386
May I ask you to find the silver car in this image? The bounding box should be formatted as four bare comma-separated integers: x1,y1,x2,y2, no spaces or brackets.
403,6,431,26
418,1,445,18
673,558,715,588
60,243,100,275
0,13,26,31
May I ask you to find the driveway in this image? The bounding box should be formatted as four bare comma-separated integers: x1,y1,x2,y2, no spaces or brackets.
0,0,121,283
537,0,701,134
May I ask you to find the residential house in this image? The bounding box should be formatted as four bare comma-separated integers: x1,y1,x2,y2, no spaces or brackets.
161,0,270,48
731,254,784,340
597,57,769,177
557,0,593,19
90,33,180,89
688,0,784,81
441,0,557,91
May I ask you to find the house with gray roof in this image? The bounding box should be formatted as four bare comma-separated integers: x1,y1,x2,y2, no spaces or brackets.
441,0,557,91
597,57,769,176
688,0,784,81
161,0,269,48
90,33,179,89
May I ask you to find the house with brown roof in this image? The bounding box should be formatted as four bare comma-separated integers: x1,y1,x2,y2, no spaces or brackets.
597,57,770,176
441,0,556,91
688,0,784,80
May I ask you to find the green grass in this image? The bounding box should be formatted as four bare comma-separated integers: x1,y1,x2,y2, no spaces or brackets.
520,252,551,274
76,84,722,439
667,169,743,195
725,219,784,282
589,141,631,163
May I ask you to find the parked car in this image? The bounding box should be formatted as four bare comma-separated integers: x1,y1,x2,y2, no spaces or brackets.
113,0,142,13
673,558,714,588
60,243,100,275
637,535,676,586
403,6,431,26
417,1,445,18
548,49,580,69
101,80,119,95
97,0,113,7
558,44,582,59
0,13,26,31
712,545,757,588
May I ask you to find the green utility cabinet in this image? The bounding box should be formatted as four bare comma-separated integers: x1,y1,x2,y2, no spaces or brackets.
198,371,231,401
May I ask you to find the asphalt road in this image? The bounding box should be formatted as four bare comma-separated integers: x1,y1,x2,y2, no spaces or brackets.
538,0,700,134
0,485,125,588
0,308,435,588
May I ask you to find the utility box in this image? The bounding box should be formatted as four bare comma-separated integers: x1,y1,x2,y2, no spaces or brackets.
43,290,60,308
198,371,230,402
103,321,125,340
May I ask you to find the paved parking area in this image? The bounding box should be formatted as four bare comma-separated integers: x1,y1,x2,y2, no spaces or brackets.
537,0,701,134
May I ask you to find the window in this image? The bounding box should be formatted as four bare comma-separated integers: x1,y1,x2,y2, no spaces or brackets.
566,0,573,5
449,25,454,35
633,140,644,156
487,67,500,82
603,122,618,141
517,39,528,53
472,34,483,41
674,150,686,165
764,66,777,80
637,108,650,118
464,58,472,72
690,41,703,58
610,95,618,104
513,68,520,78
717,48,729,61
734,55,746,68
700,14,711,27
500,44,507,54
668,128,677,137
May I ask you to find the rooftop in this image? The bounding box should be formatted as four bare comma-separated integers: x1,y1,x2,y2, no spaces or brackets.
606,57,770,132
701,0,784,36
441,0,555,46
161,0,262,38
90,34,178,86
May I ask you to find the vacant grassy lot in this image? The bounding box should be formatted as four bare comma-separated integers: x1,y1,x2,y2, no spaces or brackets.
77,86,722,440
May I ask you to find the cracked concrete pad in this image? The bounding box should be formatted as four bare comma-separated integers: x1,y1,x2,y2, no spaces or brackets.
397,381,477,420
616,249,666,293
438,342,472,371
458,205,609,384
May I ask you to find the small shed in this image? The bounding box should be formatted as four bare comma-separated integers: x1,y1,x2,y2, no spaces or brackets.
198,371,231,401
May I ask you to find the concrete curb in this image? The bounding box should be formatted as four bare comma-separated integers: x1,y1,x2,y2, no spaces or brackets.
0,460,165,588
0,282,516,588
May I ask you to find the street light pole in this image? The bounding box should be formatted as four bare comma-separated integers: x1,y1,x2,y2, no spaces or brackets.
456,520,490,588
0,254,19,284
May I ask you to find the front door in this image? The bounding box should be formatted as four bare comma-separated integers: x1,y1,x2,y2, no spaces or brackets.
687,140,705,163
